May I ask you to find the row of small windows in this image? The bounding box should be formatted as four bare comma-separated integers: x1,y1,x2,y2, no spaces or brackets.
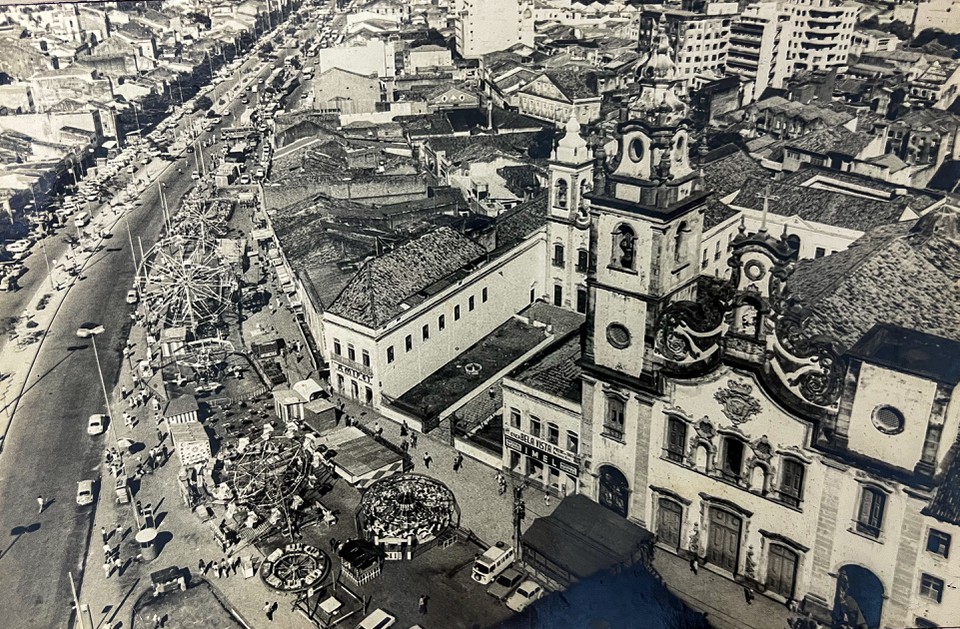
384,287,490,364
662,415,806,507
509,407,579,454
552,284,588,314
552,243,589,272
332,340,371,367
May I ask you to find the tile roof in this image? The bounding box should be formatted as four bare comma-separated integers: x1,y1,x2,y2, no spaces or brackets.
731,168,941,233
424,132,551,164
493,192,548,250
925,442,960,525
513,334,584,404
785,125,876,157
541,68,599,100
753,96,854,127
327,227,487,328
787,206,960,349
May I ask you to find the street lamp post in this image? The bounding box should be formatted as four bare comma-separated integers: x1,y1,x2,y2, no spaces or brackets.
76,325,122,461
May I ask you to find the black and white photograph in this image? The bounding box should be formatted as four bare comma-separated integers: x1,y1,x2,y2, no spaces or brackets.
0,0,957,627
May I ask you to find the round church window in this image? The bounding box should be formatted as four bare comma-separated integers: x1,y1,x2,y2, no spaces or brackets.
628,138,645,163
606,323,631,349
744,260,766,282
872,405,905,435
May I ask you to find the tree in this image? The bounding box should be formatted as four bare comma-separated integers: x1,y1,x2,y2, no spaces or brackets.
194,95,213,112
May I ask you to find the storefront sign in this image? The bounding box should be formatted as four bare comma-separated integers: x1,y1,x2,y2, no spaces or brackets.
335,361,373,384
505,427,579,476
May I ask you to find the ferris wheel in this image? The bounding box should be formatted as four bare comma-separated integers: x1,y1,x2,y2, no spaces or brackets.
171,199,231,239
140,235,235,331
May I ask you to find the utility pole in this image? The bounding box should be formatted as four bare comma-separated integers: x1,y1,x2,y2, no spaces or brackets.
68,571,87,629
513,482,527,560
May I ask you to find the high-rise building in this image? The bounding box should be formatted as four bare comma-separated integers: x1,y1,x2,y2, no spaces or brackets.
725,0,858,103
772,0,858,88
455,0,535,60
724,2,783,104
639,0,741,90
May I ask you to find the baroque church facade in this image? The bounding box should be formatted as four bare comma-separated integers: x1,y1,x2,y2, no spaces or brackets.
509,16,960,629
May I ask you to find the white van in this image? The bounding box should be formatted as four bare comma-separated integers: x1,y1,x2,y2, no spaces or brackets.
73,211,90,228
471,543,515,585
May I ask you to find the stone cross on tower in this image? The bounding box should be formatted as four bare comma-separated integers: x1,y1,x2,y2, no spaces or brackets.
759,183,779,233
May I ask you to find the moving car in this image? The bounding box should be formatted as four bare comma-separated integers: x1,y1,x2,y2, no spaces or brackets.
355,609,395,629
87,414,106,436
486,566,526,602
76,480,95,506
504,580,544,613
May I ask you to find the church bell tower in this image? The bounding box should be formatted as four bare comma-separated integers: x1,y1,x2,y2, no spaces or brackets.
547,115,594,312
582,13,708,384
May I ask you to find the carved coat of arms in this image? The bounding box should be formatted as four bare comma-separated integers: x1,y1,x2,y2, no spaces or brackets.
714,380,762,425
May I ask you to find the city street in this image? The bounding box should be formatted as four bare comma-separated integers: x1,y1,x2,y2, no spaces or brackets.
0,53,264,629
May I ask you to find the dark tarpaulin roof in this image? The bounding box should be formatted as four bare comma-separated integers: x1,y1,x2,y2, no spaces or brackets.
521,494,653,580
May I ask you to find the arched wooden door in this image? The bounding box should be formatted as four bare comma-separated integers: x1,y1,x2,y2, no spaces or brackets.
598,465,629,518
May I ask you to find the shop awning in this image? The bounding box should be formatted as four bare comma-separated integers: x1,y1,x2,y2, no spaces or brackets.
521,494,653,582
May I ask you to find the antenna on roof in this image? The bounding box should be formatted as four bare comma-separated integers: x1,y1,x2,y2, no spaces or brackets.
759,183,779,233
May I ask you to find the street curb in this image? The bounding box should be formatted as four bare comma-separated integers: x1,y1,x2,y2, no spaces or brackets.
0,156,175,455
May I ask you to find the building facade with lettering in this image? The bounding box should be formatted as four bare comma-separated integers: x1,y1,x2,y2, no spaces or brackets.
499,18,960,629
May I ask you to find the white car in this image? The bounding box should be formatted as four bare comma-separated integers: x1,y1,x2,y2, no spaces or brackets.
6,239,33,255
504,580,544,613
355,609,395,629
76,480,95,506
87,414,106,436
126,289,139,304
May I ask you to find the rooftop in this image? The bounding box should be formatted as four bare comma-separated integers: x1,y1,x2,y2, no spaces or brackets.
327,227,488,328
511,333,584,404
391,303,579,421
787,206,960,349
848,324,960,385
784,125,876,157
731,167,941,233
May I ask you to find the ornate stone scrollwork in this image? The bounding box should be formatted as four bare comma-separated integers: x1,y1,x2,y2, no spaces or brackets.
655,300,725,365
772,309,844,407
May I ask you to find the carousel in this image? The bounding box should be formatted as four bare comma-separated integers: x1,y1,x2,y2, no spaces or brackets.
356,474,460,561
260,543,329,592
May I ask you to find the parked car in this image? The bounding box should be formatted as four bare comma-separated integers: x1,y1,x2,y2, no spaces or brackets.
487,566,526,602
76,480,95,506
87,414,106,436
191,171,201,181
355,609,395,629
504,580,544,613
5,239,33,255
126,289,139,304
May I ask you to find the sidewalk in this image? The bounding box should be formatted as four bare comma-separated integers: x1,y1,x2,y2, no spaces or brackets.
653,550,794,629
77,317,317,629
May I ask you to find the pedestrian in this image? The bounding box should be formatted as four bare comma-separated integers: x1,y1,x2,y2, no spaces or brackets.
263,601,275,622
418,594,429,615
211,560,219,578
400,439,408,453
101,526,109,544
103,561,112,579
103,542,112,559
199,559,206,575
453,453,463,473
157,427,164,443
37,495,44,513
743,585,754,605
116,523,124,540
544,492,551,508
120,385,128,399
689,556,699,575
373,421,383,437
410,433,418,448
422,452,432,469
113,555,122,575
